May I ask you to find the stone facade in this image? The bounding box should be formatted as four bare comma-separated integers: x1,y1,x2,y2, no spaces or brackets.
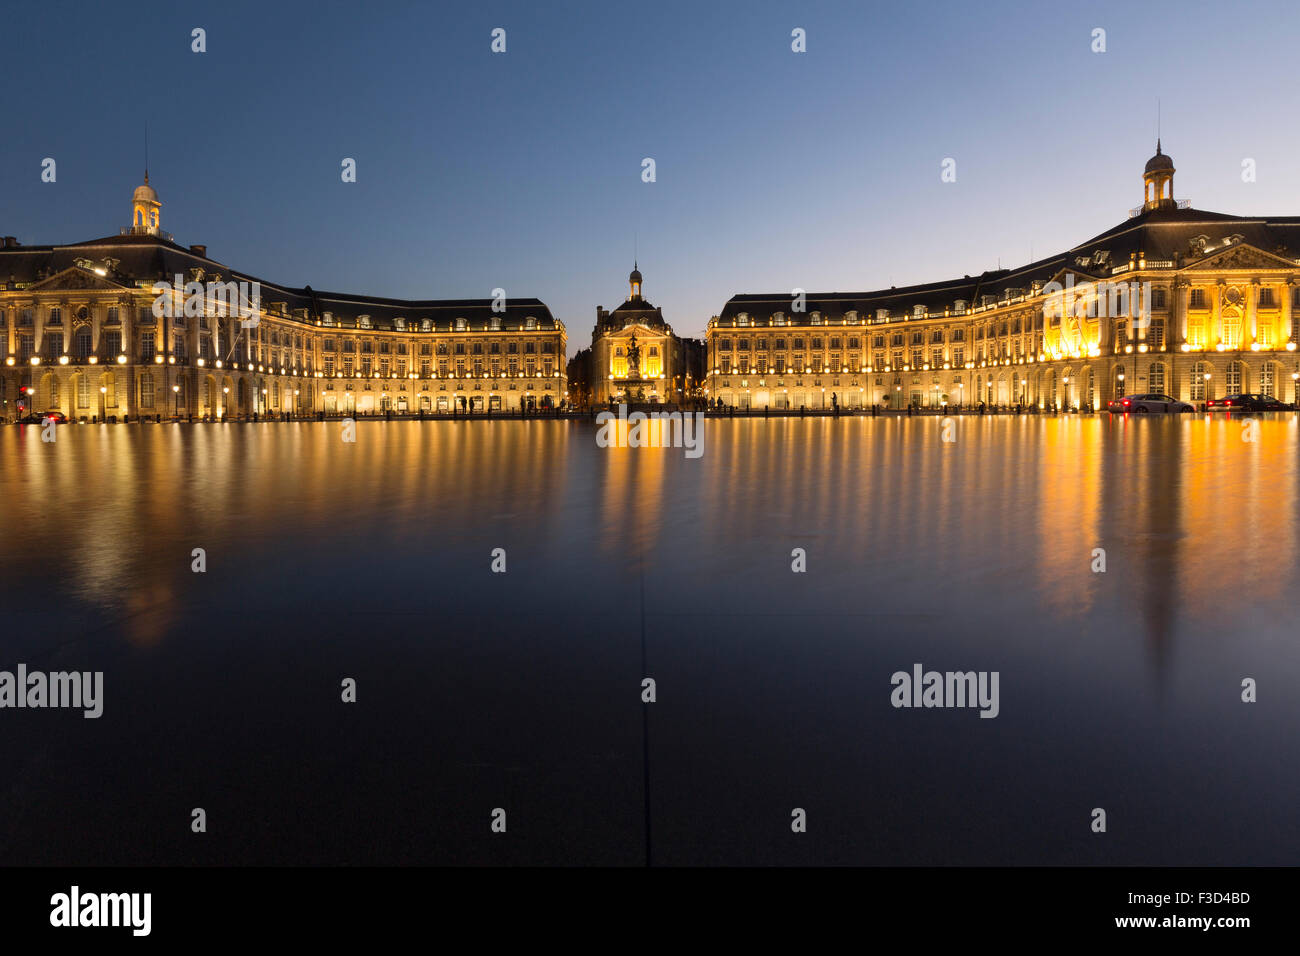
707,147,1300,411
0,180,566,421
590,267,699,405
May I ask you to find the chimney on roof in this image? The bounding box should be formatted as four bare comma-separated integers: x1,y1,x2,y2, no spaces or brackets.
190,244,207,257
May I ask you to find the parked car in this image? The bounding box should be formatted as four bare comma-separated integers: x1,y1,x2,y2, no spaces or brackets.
18,410,68,424
1105,393,1195,414
1205,393,1294,412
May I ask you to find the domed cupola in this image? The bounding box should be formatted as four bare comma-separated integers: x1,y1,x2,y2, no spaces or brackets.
1142,141,1175,211
131,172,162,235
629,262,643,300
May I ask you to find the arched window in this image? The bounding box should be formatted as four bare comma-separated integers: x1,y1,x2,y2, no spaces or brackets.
1190,361,1209,401
1261,363,1276,397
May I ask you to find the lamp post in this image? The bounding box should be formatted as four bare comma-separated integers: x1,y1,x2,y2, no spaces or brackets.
1292,370,1299,407
172,383,179,418
221,385,229,420
99,385,106,422
1203,371,1211,411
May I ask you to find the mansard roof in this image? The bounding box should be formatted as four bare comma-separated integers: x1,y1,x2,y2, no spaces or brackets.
718,206,1300,323
0,233,561,332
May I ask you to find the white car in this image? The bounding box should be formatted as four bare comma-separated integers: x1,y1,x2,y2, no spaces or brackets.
1106,393,1195,414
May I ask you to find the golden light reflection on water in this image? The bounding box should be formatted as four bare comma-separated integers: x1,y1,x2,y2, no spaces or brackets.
1,416,1296,651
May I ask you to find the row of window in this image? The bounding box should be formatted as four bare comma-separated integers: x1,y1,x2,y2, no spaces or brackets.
721,286,1300,329
320,339,553,356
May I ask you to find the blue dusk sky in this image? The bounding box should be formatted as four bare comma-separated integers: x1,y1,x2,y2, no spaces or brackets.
3,0,1299,352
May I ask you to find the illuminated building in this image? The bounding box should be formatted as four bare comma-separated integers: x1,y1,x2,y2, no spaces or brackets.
589,265,703,405
0,176,566,420
707,145,1300,410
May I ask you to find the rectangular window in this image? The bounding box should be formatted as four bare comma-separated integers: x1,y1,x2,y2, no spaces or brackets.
1190,288,1206,309
1147,319,1164,349
1222,316,1241,350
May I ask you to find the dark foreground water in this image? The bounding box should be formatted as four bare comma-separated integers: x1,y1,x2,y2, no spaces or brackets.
1,415,1297,865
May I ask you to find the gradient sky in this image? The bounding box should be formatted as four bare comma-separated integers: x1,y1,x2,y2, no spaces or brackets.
4,0,1299,353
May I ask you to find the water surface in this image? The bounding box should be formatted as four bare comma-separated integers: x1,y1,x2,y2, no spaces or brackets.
1,415,1297,864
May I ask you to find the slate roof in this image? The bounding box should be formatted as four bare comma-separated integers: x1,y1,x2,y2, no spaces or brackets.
0,234,560,331
717,205,1300,322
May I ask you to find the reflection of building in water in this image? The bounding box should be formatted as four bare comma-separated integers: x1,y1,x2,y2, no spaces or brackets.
0,177,566,421
708,145,1300,411
590,264,705,405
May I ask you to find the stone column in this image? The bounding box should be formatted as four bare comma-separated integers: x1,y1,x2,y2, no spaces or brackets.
1212,280,1224,348
1248,279,1258,345
1285,280,1295,344
1176,280,1189,344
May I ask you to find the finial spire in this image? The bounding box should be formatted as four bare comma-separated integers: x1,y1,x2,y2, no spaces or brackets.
144,121,149,184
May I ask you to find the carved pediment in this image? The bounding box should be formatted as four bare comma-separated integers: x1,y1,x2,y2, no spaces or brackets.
28,266,129,292
1044,265,1102,289
1187,243,1295,271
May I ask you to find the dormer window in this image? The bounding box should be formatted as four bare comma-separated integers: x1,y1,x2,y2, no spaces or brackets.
491,316,501,331
876,309,890,321
954,300,967,314
456,318,467,331
525,317,537,330
912,305,925,318
358,314,372,329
